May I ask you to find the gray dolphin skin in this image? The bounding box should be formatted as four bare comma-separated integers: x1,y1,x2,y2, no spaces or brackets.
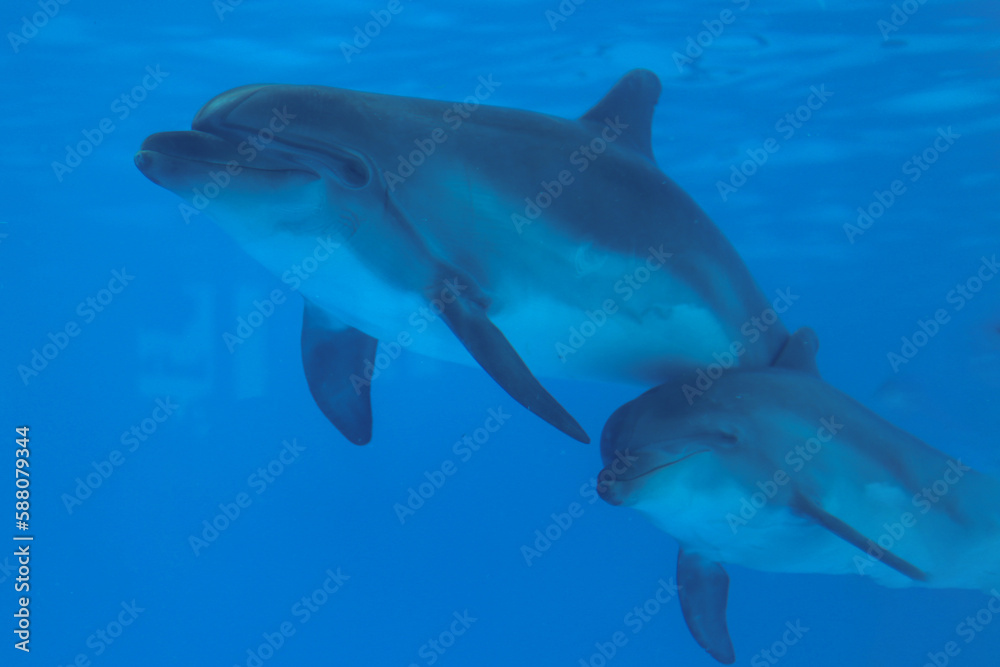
134,69,790,445
597,327,1000,663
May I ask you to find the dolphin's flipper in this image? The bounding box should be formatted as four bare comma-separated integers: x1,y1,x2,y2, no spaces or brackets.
790,492,927,582
677,548,735,665
301,300,378,445
432,281,590,443
771,326,820,376
580,69,661,161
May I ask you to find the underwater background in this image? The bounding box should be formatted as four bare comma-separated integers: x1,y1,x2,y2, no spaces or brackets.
3,0,999,665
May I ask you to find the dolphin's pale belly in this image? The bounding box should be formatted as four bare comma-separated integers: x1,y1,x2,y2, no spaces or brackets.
324,291,731,382
244,230,736,382
635,482,1000,591
480,295,733,381
296,263,731,384
636,496,904,582
630,467,898,582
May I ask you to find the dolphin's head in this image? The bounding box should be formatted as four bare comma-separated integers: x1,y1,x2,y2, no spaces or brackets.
597,381,759,513
134,84,398,248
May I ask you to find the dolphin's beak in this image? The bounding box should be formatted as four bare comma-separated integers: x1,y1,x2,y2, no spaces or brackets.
597,472,627,506
134,129,318,192
597,447,710,506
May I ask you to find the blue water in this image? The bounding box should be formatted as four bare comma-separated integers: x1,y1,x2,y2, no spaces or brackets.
3,0,999,665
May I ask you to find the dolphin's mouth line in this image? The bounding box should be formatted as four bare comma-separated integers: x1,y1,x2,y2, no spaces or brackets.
136,148,318,177
619,449,709,482
200,121,373,188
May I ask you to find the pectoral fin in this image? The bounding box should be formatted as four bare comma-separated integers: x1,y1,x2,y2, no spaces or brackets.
432,279,590,443
301,300,378,445
677,548,735,664
790,492,927,582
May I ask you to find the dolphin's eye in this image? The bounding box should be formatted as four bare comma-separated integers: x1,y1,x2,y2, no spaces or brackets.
334,155,370,188
280,140,371,188
715,428,742,448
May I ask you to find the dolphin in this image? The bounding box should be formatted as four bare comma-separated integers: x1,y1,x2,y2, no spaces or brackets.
134,69,791,445
597,327,1000,663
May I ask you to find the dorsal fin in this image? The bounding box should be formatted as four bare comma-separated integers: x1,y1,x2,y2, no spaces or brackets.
772,326,820,376
580,69,660,161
